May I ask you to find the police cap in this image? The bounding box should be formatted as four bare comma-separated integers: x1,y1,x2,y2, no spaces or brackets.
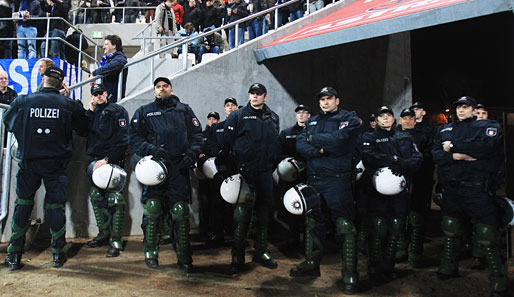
44,66,64,82
400,108,415,118
294,104,311,113
410,101,425,110
224,97,238,106
90,83,107,95
476,103,487,110
377,106,394,117
316,87,338,99
453,96,477,108
369,113,376,121
248,83,267,95
207,111,220,120
154,77,172,87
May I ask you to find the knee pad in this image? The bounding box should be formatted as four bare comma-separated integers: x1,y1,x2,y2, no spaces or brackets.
475,224,499,246
107,192,126,207
89,186,104,202
390,217,405,236
144,199,162,218
170,201,189,222
370,216,388,237
335,218,356,235
441,216,460,237
409,211,423,227
233,204,251,223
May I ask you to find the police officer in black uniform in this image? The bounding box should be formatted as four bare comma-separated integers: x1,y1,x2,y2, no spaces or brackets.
293,87,361,294
433,96,507,297
83,83,129,257
3,66,89,270
129,77,203,271
362,106,422,284
220,83,280,274
278,104,310,247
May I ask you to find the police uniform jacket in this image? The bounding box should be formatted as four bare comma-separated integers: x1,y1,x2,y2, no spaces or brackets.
129,95,203,162
279,123,304,160
202,120,225,157
432,117,502,183
221,102,279,173
85,101,129,164
2,87,89,160
296,108,361,177
362,127,423,179
92,51,128,101
405,121,435,182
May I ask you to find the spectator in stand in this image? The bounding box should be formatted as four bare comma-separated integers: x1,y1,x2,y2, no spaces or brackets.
197,27,223,63
0,0,13,59
183,0,203,32
172,0,184,29
88,35,128,102
0,70,17,105
288,0,303,22
40,0,69,59
144,0,158,22
36,58,56,91
153,0,177,58
15,0,40,59
308,0,323,13
65,29,89,66
124,0,140,23
227,0,248,49
201,0,223,30
274,0,287,28
81,0,110,23
113,0,125,23
176,22,199,59
247,0,269,40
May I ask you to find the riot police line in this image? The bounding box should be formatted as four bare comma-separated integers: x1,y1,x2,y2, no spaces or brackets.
1,70,510,296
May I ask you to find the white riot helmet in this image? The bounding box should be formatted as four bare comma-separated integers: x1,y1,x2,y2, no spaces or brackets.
219,173,255,205
495,197,514,228
283,183,320,216
135,155,168,186
355,160,365,181
202,157,218,179
272,168,279,185
92,164,127,191
372,167,406,195
277,157,305,182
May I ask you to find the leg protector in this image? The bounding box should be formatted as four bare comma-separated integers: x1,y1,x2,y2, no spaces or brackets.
336,218,359,285
253,206,270,255
170,201,192,265
7,197,35,254
231,204,252,263
107,192,126,250
45,202,67,254
438,216,460,275
408,211,424,263
89,187,110,241
368,216,388,273
357,207,368,254
475,224,507,293
142,199,162,259
384,217,404,273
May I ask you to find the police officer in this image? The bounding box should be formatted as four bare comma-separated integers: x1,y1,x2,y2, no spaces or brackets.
293,87,361,294
83,83,129,257
129,77,202,271
220,83,280,274
361,106,422,284
278,104,310,247
396,105,435,267
3,66,89,269
475,104,489,120
433,96,507,297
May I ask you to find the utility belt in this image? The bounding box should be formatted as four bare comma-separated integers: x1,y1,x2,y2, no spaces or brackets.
446,180,489,192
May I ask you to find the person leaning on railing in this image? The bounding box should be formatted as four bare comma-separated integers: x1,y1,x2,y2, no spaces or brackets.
14,0,41,59
40,0,69,59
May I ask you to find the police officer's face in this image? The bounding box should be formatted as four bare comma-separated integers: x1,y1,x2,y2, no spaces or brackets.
413,107,425,121
319,95,339,113
248,91,267,109
456,104,475,121
0,72,8,88
295,110,310,124
154,81,173,98
401,115,415,130
370,121,376,129
475,108,488,120
103,40,116,55
207,117,219,126
92,91,108,105
224,102,238,116
377,112,394,129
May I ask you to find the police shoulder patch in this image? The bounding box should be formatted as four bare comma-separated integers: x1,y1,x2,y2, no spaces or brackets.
486,127,497,137
192,118,200,127
119,118,127,127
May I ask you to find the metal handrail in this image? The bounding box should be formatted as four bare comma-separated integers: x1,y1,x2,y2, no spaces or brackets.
71,6,158,24
0,104,13,236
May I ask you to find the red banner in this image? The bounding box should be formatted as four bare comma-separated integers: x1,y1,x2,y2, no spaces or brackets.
261,0,470,48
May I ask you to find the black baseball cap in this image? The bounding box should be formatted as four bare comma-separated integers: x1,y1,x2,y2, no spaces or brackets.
316,87,338,99
410,101,425,110
248,83,267,95
154,77,172,87
453,96,477,108
294,104,311,113
400,108,415,117
44,66,64,82
207,111,220,120
476,103,487,110
377,106,394,117
90,83,106,95
224,97,238,106
369,113,376,121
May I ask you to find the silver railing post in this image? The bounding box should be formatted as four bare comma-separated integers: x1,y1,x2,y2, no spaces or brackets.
182,43,188,71
45,17,50,57
235,23,239,48
274,7,278,30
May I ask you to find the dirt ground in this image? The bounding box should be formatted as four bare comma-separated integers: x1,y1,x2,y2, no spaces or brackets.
0,214,513,297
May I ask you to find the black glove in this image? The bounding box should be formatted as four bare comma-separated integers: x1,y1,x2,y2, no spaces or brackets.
306,131,313,143
389,156,408,177
216,150,238,173
178,153,195,169
152,146,169,161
